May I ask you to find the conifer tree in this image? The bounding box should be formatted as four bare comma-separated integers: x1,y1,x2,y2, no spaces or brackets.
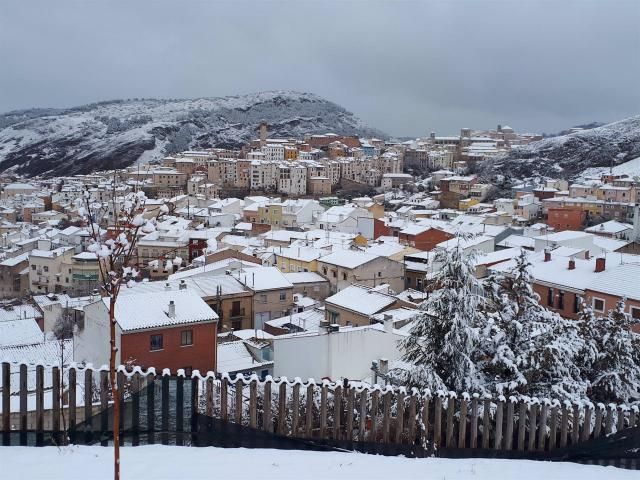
400,239,483,392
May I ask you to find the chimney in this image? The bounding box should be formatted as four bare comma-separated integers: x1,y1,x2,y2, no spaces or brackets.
585,250,590,260
179,279,187,290
165,282,171,291
318,319,330,335
383,313,393,333
595,256,606,273
378,358,389,375
168,300,176,318
568,256,575,270
544,248,551,262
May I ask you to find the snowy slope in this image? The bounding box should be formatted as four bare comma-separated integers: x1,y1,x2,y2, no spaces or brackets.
2,445,636,480
0,91,386,177
480,115,640,186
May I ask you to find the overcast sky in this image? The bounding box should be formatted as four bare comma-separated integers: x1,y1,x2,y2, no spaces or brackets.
1,0,639,137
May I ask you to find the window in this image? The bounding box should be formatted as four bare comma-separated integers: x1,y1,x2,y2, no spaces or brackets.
150,334,163,351
259,294,267,303
547,288,554,307
44,266,49,272
181,330,193,346
332,270,337,278
558,291,564,310
378,272,382,277
322,267,327,275
183,366,193,377
630,307,640,320
342,272,347,281
279,291,286,301
573,294,580,314
593,298,605,312
31,265,36,271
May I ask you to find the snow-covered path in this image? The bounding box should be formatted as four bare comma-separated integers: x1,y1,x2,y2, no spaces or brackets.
2,445,637,479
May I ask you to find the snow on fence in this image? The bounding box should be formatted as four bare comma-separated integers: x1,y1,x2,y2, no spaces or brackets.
1,362,639,460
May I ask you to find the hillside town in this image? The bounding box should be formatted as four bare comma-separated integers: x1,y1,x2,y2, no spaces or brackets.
0,122,638,387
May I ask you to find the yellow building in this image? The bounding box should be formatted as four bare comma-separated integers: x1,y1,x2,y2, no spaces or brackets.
257,203,284,227
284,146,298,160
272,246,321,273
459,198,479,211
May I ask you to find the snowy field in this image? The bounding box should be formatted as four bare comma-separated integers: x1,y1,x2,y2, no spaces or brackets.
2,445,637,480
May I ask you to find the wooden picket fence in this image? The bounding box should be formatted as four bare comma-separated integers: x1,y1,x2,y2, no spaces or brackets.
1,362,639,467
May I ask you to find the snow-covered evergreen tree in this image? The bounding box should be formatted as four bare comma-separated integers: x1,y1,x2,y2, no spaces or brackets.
588,300,640,403
400,239,483,392
482,250,587,400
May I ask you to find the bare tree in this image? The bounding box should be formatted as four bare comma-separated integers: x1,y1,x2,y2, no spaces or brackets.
78,185,168,480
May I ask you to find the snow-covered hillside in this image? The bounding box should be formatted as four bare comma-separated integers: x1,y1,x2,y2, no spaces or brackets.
480,115,640,187
0,91,385,177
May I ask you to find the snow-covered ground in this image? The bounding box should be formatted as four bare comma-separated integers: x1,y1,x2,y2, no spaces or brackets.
1,446,636,480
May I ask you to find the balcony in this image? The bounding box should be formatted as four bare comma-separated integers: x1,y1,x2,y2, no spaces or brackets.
228,308,245,320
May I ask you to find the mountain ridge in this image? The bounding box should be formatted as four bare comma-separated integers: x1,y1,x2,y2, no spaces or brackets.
479,115,640,191
0,91,387,177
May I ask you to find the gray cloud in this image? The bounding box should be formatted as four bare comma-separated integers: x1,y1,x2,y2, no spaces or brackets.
1,0,639,136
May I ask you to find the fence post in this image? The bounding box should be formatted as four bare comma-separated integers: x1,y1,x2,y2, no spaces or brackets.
68,367,77,444
358,389,367,442
549,403,559,449
421,393,431,448
458,394,468,449
147,372,155,445
334,385,342,441
36,365,44,446
277,382,286,435
206,377,214,418
505,398,515,450
262,380,272,433
84,368,93,445
249,380,257,429
320,384,328,439
537,400,549,451
2,362,10,446
445,395,455,448
434,394,443,448
395,390,405,444
481,397,491,449
382,390,391,443
161,373,169,445
517,400,527,451
236,378,244,426
581,403,592,443
19,364,27,446
292,383,300,436
494,397,504,450
346,386,355,442
616,406,625,433
220,377,228,422
560,402,569,448
470,394,479,449
305,383,314,438
593,403,604,439
528,401,538,451
100,370,109,447
131,372,140,447
407,392,417,445
176,374,184,446
369,390,379,442
572,404,580,445
191,376,199,447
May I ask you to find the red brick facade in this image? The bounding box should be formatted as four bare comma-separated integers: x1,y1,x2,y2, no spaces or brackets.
399,228,453,251
547,206,585,232
121,321,217,374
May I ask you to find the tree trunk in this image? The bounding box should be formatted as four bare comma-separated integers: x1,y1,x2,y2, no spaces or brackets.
109,296,120,480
